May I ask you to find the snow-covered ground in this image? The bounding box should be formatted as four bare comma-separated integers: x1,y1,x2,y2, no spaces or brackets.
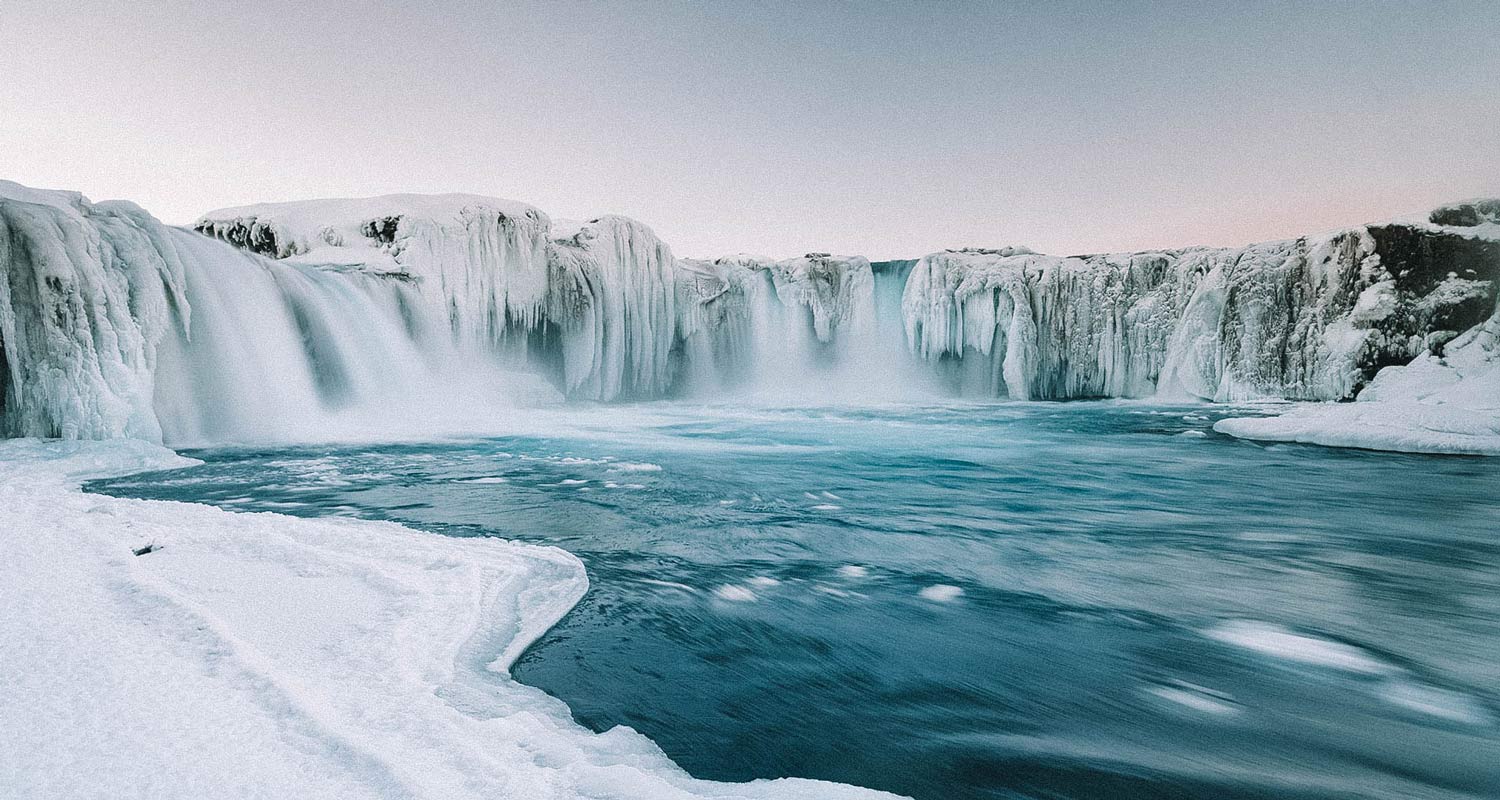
1216,305,1500,455
0,439,897,800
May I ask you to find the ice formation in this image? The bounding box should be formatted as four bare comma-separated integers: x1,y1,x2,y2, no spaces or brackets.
673,253,898,396
196,202,889,404
902,223,1500,402
0,438,897,800
0,182,187,440
198,201,688,400
544,215,678,399
3,178,1498,450
1215,301,1500,454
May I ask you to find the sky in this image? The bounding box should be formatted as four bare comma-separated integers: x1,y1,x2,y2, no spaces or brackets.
2,0,1497,260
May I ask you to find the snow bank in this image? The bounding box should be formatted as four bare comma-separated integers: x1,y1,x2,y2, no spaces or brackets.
1215,304,1500,455
0,439,898,800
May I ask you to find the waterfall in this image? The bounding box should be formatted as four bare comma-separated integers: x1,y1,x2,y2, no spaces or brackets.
4,179,1496,445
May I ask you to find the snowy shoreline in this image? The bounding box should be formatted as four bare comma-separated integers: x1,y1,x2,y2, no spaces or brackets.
0,439,898,800
1216,304,1500,456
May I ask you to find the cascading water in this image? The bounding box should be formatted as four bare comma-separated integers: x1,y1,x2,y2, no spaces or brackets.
677,253,936,401
3,179,1497,446
150,231,545,445
0,184,557,445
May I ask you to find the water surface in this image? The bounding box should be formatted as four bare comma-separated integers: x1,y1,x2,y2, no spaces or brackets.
90,402,1500,800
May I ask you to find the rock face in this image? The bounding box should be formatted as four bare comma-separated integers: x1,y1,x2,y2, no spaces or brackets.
3,178,1497,444
1428,200,1500,227
1361,225,1500,371
1216,302,1500,455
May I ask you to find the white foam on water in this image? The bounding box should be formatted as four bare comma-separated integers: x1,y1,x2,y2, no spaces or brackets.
1205,620,1393,675
713,585,758,602
1378,681,1493,726
918,584,963,602
460,476,509,484
836,565,869,579
638,578,699,595
1146,683,1240,716
609,463,663,473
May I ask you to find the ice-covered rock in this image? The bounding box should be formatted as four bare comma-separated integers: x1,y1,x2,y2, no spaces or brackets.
1215,301,1500,455
765,253,876,343
0,181,188,439
902,215,1500,401
2,185,562,444
544,215,677,400
6,179,1498,446
197,194,553,345
1428,199,1500,228
672,252,913,399
200,200,689,401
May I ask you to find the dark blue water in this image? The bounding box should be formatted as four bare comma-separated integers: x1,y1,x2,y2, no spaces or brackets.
89,402,1500,800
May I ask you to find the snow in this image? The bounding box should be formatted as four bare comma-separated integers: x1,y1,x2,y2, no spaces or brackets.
1215,302,1500,455
0,179,91,211
0,439,898,800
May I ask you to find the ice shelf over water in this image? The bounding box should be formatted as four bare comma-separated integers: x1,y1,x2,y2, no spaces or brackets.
3,180,1498,453
0,438,898,800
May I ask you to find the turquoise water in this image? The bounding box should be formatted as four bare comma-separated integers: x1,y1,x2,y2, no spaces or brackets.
89,402,1500,800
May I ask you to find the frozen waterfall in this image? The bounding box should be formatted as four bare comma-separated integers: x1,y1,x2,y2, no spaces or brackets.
903,223,1500,401
3,179,1497,445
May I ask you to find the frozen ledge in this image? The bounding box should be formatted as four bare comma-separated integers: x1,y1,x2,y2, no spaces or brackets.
0,439,899,800
1216,305,1500,457
1214,403,1500,456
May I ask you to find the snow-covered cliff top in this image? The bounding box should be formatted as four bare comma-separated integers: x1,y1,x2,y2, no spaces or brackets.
196,193,549,270
0,179,88,212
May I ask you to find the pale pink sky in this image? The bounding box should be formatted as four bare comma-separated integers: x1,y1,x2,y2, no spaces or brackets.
3,0,1497,259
